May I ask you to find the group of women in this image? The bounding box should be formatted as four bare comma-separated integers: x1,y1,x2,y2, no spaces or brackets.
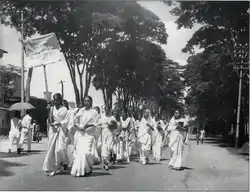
42,93,189,177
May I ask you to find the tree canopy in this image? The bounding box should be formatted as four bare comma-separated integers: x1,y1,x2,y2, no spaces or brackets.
167,1,249,144
2,0,185,117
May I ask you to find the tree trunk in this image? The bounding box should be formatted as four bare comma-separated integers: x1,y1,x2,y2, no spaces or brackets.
25,67,33,102
59,41,80,106
84,71,92,98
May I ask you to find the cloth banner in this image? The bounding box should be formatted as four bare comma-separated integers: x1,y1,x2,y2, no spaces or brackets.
23,33,63,68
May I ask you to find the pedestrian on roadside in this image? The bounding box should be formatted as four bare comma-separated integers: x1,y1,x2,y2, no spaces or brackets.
200,129,205,144
8,111,21,153
17,109,32,154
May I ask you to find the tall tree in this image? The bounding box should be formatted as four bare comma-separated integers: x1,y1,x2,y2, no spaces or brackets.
167,1,249,143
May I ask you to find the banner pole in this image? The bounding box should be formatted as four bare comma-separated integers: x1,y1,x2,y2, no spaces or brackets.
43,65,49,101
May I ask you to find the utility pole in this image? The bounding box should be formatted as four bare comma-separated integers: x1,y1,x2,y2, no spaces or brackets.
59,80,65,99
227,28,249,149
233,50,249,149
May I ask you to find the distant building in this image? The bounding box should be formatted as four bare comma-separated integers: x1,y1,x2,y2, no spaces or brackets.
0,65,21,104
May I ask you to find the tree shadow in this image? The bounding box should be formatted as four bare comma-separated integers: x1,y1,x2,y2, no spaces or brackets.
0,159,27,178
0,150,45,158
197,136,249,162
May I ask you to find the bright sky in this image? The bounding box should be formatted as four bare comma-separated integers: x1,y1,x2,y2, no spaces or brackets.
0,1,200,106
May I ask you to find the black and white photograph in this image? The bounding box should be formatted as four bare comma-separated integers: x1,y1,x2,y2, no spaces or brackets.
0,1,249,191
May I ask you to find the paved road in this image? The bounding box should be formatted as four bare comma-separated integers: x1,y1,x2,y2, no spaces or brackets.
0,136,248,191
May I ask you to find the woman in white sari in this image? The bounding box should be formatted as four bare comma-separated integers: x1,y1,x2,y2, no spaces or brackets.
93,106,102,159
99,106,117,169
42,93,70,176
65,103,83,170
137,109,154,165
166,110,188,170
70,96,100,177
152,114,165,162
120,111,132,163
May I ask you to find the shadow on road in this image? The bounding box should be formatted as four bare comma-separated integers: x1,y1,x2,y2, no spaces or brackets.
109,165,126,170
181,166,193,170
147,162,161,165
160,158,170,161
0,150,45,158
190,136,249,161
89,172,111,177
0,159,27,178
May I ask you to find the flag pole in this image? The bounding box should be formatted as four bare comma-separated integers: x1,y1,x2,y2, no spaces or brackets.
43,64,49,101
21,10,32,152
21,11,25,105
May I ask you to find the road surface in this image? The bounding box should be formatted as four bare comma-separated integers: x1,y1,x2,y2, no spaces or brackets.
0,136,248,191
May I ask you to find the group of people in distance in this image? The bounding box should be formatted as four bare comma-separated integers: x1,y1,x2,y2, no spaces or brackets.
39,93,189,176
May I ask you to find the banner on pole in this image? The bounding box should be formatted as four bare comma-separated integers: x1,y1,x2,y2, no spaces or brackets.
23,33,64,68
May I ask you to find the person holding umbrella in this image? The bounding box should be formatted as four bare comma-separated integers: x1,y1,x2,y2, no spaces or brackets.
17,109,32,154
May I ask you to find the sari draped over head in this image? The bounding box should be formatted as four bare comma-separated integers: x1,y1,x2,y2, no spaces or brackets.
99,115,117,159
70,107,100,177
138,109,154,148
120,117,132,129
42,106,70,173
167,116,188,169
120,117,132,159
151,118,165,160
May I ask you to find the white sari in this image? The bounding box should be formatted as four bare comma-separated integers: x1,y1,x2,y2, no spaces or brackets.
66,107,81,167
152,119,164,161
42,106,70,173
167,117,187,169
120,117,132,161
138,111,153,164
70,107,100,177
99,116,116,162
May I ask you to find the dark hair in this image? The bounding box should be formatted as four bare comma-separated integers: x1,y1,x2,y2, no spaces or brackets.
12,111,20,118
83,96,93,107
26,109,32,114
63,100,69,110
94,106,100,114
53,93,62,100
174,109,181,116
53,93,63,106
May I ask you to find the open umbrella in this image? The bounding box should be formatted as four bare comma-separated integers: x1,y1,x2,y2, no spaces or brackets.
9,102,35,111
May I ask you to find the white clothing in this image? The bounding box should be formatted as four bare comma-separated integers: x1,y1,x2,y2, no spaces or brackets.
71,108,100,177
42,106,70,173
99,115,116,162
152,119,164,160
120,117,132,160
8,117,21,150
200,130,205,139
167,117,188,169
138,110,153,164
18,114,32,149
